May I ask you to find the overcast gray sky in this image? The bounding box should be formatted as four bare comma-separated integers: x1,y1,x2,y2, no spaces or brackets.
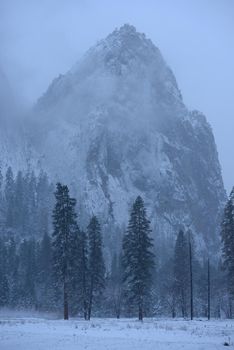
0,0,233,192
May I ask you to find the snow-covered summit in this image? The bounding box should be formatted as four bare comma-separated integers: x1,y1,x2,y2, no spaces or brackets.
37,25,182,116
85,23,163,73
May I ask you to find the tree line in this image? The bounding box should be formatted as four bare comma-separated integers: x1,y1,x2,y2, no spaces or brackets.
0,167,234,320
0,166,53,236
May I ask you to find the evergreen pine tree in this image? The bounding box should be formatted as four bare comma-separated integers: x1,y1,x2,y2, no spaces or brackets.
14,171,26,232
6,237,19,307
158,258,176,318
0,167,4,228
0,238,9,307
221,188,234,303
52,183,78,320
87,216,105,320
173,230,190,317
76,230,88,319
24,171,37,236
207,258,211,320
122,196,155,321
18,238,37,308
37,232,54,311
68,224,82,316
4,167,15,228
110,252,123,318
188,232,194,320
0,167,3,201
37,171,53,236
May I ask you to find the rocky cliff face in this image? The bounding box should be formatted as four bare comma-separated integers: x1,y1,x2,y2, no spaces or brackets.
2,25,226,256
0,69,32,174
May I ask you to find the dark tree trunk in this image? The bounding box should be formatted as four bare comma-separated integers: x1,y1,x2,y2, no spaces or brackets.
181,292,186,318
138,306,143,321
84,299,88,320
115,303,120,319
87,303,92,320
138,299,143,321
182,306,185,318
207,258,210,320
82,242,88,320
172,306,176,318
64,282,69,320
115,294,121,319
189,237,193,320
87,283,93,321
228,298,233,319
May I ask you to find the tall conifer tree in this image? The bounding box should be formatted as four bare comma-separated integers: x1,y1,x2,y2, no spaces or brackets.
221,188,234,301
0,167,3,200
122,196,155,321
0,238,9,307
87,216,105,320
5,166,14,228
173,230,190,317
37,232,53,310
52,183,78,320
78,230,89,319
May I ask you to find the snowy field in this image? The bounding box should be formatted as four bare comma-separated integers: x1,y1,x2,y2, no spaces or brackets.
0,313,233,349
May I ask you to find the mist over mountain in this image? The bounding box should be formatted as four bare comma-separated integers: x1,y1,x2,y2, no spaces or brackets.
0,68,32,174
0,25,226,258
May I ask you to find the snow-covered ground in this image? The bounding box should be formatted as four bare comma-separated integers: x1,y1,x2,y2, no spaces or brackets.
0,313,233,349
